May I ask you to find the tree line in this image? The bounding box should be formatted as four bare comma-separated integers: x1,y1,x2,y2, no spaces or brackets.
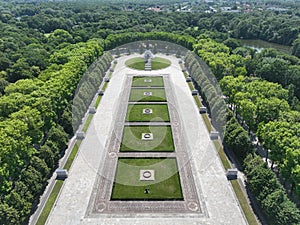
0,0,300,93
0,0,299,224
0,39,104,224
188,36,300,224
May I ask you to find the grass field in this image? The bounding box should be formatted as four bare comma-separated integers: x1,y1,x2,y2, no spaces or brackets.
213,140,231,170
231,180,259,225
111,158,183,200
202,114,213,133
151,57,171,70
120,125,174,152
125,57,171,70
132,76,164,87
36,180,63,225
126,104,170,122
129,88,166,102
94,96,102,108
125,57,145,70
188,82,194,91
82,115,93,133
193,95,202,108
63,141,81,170
102,82,108,91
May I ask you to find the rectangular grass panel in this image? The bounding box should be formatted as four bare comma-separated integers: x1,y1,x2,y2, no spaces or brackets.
120,125,174,152
129,88,166,102
125,104,170,122
132,76,164,87
111,157,183,200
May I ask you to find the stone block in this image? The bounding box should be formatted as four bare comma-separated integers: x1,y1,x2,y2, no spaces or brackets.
227,169,238,180
186,77,192,82
89,107,96,114
192,90,199,95
210,131,219,140
76,131,85,140
199,107,207,114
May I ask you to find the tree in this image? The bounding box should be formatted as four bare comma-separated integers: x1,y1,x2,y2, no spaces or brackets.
236,99,256,131
48,29,73,46
292,37,300,58
21,166,43,197
0,78,9,95
0,202,19,225
4,190,32,221
256,97,289,124
39,145,55,169
10,106,44,144
7,59,33,82
30,156,50,178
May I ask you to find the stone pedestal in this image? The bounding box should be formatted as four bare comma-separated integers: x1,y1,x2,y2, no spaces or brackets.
227,169,238,180
140,170,155,181
76,131,85,140
142,133,153,140
199,107,207,114
98,90,104,96
210,131,219,140
191,90,199,95
56,169,68,180
144,92,152,96
143,108,153,114
89,107,96,114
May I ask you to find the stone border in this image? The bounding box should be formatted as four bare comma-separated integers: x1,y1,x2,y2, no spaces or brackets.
85,74,206,218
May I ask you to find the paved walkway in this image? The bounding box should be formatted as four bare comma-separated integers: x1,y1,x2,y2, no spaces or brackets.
46,53,247,225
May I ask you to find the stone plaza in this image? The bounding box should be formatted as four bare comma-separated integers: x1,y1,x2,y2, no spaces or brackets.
46,54,247,225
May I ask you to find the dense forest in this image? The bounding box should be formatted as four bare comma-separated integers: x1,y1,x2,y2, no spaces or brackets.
0,0,299,224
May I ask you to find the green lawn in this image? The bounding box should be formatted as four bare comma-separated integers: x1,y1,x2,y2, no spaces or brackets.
36,180,63,225
129,88,166,102
111,158,183,200
193,95,202,108
120,125,174,152
213,140,231,170
202,114,213,133
102,82,108,91
125,57,171,70
63,141,81,170
132,76,164,87
151,57,171,70
94,96,102,108
231,180,259,225
188,82,194,91
125,57,145,70
126,104,170,122
82,115,93,133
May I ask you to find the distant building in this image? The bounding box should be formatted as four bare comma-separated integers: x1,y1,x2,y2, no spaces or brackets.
146,7,161,12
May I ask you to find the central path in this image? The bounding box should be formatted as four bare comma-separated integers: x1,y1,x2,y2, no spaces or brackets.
85,73,202,216
46,54,247,225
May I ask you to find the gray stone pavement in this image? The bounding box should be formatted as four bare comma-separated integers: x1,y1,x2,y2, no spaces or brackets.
46,54,247,225
124,122,170,126
85,73,202,216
